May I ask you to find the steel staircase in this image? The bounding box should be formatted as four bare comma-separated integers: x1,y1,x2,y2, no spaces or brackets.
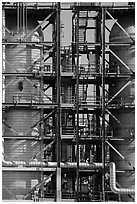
78,11,88,51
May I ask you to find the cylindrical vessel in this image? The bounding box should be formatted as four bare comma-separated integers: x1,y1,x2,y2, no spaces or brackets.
109,12,135,74
109,11,135,201
5,14,42,103
3,8,44,200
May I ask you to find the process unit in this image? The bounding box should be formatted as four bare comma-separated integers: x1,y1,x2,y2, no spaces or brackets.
2,2,135,202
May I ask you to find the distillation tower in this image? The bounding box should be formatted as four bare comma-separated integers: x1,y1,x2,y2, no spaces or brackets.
2,2,135,202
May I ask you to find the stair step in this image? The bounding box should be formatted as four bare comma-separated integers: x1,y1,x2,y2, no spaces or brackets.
79,12,87,17
79,18,87,21
79,33,84,35
79,22,87,25
79,29,85,31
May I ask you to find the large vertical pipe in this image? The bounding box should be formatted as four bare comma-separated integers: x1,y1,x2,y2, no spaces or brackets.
101,7,106,202
56,2,61,202
17,2,19,31
22,2,25,32
76,10,79,202
72,14,75,69
2,8,5,103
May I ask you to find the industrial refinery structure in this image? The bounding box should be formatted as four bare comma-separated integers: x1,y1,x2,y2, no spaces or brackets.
2,2,135,202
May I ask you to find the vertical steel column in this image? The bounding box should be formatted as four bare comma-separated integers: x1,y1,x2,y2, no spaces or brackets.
56,2,61,202
101,7,106,202
56,1,61,169
72,14,76,131
40,45,44,200
76,10,79,202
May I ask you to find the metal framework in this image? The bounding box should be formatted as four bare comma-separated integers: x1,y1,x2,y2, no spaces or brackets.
2,2,135,202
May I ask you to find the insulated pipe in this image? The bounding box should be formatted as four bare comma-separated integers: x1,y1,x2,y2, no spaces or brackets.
17,2,19,31
4,160,135,195
109,162,135,194
28,161,104,169
2,8,5,38
3,160,103,169
49,162,103,169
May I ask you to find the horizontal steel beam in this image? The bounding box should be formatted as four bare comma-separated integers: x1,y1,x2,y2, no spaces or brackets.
2,41,54,45
2,167,56,171
78,42,133,46
2,103,58,108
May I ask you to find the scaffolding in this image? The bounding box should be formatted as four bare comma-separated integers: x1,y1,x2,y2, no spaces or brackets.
2,2,135,202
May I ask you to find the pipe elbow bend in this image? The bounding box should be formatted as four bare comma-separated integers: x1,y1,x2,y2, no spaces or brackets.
109,162,135,195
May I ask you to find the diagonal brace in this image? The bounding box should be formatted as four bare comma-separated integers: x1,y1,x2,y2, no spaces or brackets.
106,110,120,124
106,109,134,140
43,92,53,102
107,141,135,169
3,185,17,199
25,110,54,135
106,10,135,43
107,78,133,104
2,25,14,36
109,48,133,73
23,173,54,200
2,77,22,90
24,11,55,40
31,110,54,129
106,141,125,159
2,120,18,135
27,140,54,163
